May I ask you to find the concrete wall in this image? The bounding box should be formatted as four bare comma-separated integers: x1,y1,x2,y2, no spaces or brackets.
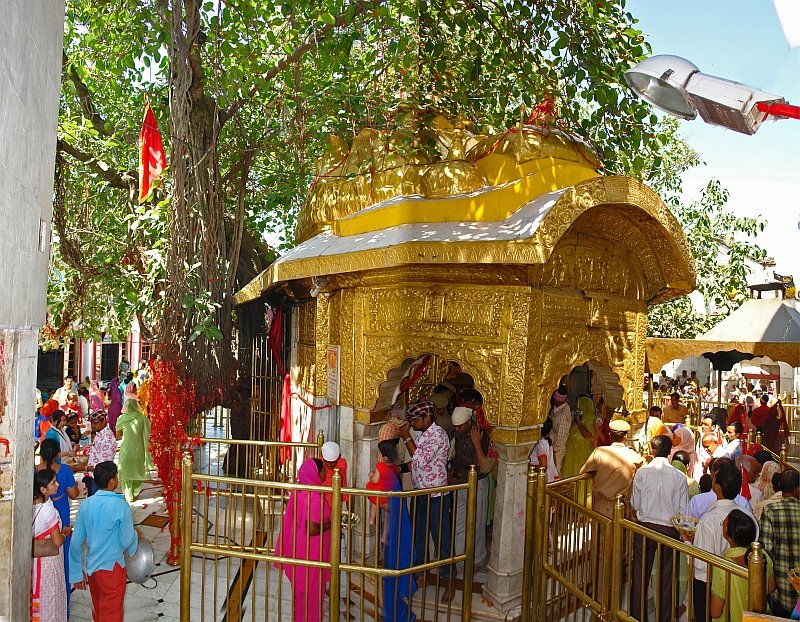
0,2,65,618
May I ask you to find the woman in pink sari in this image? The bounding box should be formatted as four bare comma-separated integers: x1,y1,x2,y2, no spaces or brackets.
275,458,332,622
88,381,104,412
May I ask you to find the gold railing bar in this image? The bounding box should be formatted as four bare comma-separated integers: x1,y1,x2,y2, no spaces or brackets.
190,470,470,497
620,519,749,578
196,436,320,449
534,467,548,618
186,541,467,576
462,466,478,622
520,465,537,621
180,452,193,622
748,541,767,612
541,565,604,615
547,471,593,487
329,469,342,622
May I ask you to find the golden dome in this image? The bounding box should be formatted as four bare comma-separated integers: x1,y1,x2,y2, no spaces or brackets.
295,116,602,243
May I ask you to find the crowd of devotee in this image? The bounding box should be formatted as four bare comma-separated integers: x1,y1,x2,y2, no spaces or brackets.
540,380,799,622
31,361,150,622
29,359,798,622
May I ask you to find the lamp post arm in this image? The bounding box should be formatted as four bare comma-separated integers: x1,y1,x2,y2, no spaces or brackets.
756,101,800,120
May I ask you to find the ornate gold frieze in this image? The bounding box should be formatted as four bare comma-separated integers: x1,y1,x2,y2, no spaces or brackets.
366,286,506,340
234,176,695,309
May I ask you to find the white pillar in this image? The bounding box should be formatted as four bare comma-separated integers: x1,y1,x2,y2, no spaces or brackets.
483,441,536,613
0,2,65,615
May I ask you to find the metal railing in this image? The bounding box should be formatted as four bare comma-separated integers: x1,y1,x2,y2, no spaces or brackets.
522,466,768,622
192,432,324,482
180,453,477,622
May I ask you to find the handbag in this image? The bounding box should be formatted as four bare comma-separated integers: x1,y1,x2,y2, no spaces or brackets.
31,504,59,558
32,537,58,558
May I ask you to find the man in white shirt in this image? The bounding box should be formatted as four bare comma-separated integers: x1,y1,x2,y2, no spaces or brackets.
52,375,75,407
687,457,752,519
77,386,90,420
690,462,756,622
549,388,571,472
720,422,743,461
630,435,688,622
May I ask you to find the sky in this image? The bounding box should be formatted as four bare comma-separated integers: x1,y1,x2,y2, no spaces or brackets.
628,0,800,280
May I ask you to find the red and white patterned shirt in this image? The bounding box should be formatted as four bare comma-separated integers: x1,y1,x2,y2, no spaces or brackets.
411,422,449,496
87,425,116,468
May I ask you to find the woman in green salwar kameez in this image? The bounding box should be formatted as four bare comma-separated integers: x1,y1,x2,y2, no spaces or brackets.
116,383,152,503
560,395,598,503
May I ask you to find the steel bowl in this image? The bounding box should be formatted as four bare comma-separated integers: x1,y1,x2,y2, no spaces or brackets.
125,537,155,584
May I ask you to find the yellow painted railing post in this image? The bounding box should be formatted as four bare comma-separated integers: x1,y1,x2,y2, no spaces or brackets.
533,467,548,619
462,466,478,622
521,465,537,622
180,451,193,622
780,444,788,469
317,430,325,455
328,468,342,622
609,494,625,617
756,431,763,447
748,542,766,613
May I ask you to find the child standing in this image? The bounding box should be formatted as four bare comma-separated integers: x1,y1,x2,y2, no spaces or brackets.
32,468,68,622
69,461,138,622
366,439,403,538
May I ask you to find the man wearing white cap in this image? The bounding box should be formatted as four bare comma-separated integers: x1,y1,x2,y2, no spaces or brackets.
447,406,495,572
579,419,643,518
321,441,347,489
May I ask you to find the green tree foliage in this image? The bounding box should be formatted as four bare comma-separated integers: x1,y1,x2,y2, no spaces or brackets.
55,0,671,402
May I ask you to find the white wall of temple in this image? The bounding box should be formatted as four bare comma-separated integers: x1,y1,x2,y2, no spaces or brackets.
0,1,65,616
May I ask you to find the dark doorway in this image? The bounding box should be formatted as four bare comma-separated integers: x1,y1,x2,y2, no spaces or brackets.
100,343,120,383
37,348,65,394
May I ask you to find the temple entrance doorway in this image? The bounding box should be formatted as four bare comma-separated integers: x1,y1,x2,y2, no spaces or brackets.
373,353,481,417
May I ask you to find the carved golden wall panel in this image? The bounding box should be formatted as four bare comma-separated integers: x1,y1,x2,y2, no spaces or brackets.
503,292,531,427
367,285,506,340
295,301,317,394
297,301,316,344
338,289,355,406
314,294,331,397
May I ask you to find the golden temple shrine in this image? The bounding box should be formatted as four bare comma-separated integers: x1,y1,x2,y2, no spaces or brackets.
235,113,696,443
234,112,696,613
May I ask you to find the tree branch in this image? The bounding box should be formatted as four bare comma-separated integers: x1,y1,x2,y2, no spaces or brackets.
57,138,136,192
62,51,116,138
220,1,382,125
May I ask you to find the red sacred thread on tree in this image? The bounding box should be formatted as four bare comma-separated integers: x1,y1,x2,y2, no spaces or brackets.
147,358,197,564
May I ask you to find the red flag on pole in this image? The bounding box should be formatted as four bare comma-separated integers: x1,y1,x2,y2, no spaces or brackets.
138,100,167,203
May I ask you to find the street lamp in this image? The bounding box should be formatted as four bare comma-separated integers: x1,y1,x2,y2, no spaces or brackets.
624,54,800,134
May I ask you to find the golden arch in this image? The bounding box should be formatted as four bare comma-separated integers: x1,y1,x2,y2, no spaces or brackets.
360,338,503,428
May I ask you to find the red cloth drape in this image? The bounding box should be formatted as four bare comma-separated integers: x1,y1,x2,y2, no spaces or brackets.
138,101,167,203
740,466,751,500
